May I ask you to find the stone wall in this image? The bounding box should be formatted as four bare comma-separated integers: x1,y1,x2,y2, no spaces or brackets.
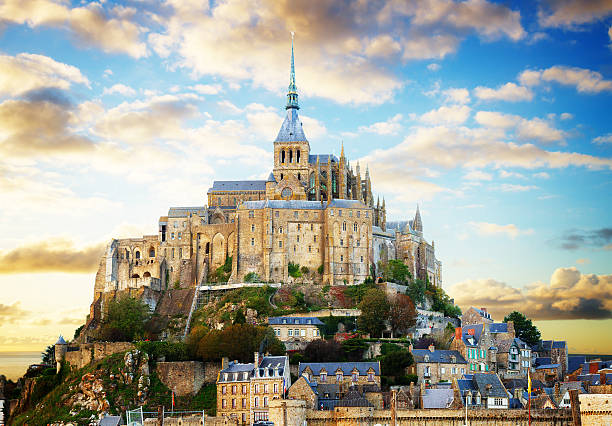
579,393,612,426
156,362,205,396
64,342,134,369
275,406,572,426
284,309,361,318
204,361,222,383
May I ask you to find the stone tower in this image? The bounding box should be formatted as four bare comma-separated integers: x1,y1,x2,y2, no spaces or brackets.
54,335,67,373
413,204,423,235
272,33,310,191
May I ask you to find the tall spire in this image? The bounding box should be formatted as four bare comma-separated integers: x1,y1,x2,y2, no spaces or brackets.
286,32,299,110
414,204,423,234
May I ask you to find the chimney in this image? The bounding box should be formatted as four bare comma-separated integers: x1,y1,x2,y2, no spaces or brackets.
507,321,515,338
428,344,435,353
222,357,229,370
254,352,260,367
455,327,462,342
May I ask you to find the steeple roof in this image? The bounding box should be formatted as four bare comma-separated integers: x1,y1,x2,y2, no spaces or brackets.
413,204,423,233
275,34,308,143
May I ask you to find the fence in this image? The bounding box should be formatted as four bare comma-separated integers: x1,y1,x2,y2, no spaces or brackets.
126,407,207,425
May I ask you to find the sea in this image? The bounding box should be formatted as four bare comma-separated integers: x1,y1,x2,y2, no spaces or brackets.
0,351,43,381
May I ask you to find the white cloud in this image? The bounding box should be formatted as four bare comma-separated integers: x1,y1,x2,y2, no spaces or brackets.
427,63,441,72
560,112,573,120
519,66,612,93
358,114,403,135
191,84,223,95
593,133,612,144
0,53,89,97
421,105,471,125
475,111,566,144
491,183,538,192
499,170,525,179
463,170,492,181
102,83,136,97
469,221,534,238
443,88,470,104
474,82,533,102
533,172,550,179
538,0,612,28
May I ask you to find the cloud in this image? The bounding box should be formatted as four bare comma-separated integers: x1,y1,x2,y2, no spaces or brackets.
448,267,612,320
427,63,441,72
499,170,525,179
474,82,533,102
469,221,533,238
491,183,538,192
519,66,612,94
443,88,470,104
552,227,612,250
474,111,566,144
593,133,612,144
421,105,471,125
0,99,95,157
576,258,590,264
538,0,612,28
102,84,136,97
358,114,403,135
0,239,105,274
191,84,223,95
0,53,89,97
0,0,147,57
560,112,573,120
0,302,29,323
146,0,524,105
463,170,492,181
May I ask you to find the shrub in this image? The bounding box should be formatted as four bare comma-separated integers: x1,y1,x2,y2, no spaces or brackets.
317,264,324,275
288,262,302,278
135,341,191,362
300,266,310,274
244,272,260,283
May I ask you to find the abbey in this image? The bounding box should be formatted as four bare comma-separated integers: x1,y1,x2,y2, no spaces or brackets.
93,39,442,301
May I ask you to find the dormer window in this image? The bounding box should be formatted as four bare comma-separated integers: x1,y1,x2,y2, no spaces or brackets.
336,373,342,382
320,372,327,383
424,355,429,362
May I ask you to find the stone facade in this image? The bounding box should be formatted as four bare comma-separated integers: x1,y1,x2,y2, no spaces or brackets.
156,361,206,396
409,347,468,384
461,306,494,325
579,394,612,426
299,362,381,393
269,317,323,350
287,376,317,409
64,342,134,369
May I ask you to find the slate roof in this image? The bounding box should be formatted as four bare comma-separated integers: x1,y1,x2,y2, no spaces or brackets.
275,108,308,142
412,349,467,364
219,355,288,383
56,335,67,345
568,355,586,374
489,323,509,333
469,307,492,321
267,172,276,182
473,373,508,398
577,374,601,385
207,180,267,193
167,206,207,217
535,357,552,366
242,199,325,210
327,199,365,208
422,388,454,409
309,154,338,164
317,383,340,399
372,225,395,238
98,416,122,426
336,387,372,407
535,363,560,370
299,362,380,376
268,317,324,326
552,341,567,349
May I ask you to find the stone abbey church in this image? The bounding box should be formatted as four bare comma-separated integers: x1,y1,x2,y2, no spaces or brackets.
93,41,442,301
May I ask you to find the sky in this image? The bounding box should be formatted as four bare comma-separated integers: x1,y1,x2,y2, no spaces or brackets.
0,0,611,356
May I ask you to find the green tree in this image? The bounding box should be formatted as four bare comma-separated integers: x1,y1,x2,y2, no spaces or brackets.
379,260,412,284
193,324,284,362
288,262,302,278
41,345,55,365
100,296,151,341
341,337,369,361
380,350,414,377
357,288,390,337
406,279,427,305
504,311,541,346
233,309,246,324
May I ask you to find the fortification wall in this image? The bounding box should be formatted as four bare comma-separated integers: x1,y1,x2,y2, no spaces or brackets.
579,393,612,426
156,362,205,396
269,403,572,426
64,342,134,369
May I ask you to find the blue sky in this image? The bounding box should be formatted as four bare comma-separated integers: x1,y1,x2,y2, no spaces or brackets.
0,0,610,354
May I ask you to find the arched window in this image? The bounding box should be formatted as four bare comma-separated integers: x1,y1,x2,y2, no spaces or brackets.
280,173,284,180
135,251,140,259
205,242,210,254
297,149,300,163
149,247,155,257
297,172,301,181
342,222,346,232
281,149,285,163
289,149,293,163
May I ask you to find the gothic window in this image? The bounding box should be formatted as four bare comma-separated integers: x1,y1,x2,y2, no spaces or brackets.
289,149,293,163
360,256,363,263
298,172,301,181
308,246,311,252
297,224,301,231
310,224,313,231
251,238,255,246
149,248,155,257
172,248,175,258
357,211,361,218
251,224,255,232
281,187,292,198
340,255,343,262
281,149,285,163
179,248,182,258
279,241,282,248
314,236,317,242
340,239,343,246
205,242,210,254
297,149,301,163
342,222,346,232
135,251,140,259
280,173,284,180
354,223,358,232
249,210,254,218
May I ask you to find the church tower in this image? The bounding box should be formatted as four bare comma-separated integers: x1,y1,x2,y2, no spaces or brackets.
413,204,423,235
272,33,310,198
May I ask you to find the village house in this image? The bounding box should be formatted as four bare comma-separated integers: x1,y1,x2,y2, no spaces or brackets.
495,337,532,379
450,322,516,374
268,316,323,350
456,373,510,409
298,362,380,395
409,345,467,384
217,353,290,424
461,307,494,326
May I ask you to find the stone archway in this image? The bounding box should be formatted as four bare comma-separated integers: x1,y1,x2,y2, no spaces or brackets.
212,233,226,268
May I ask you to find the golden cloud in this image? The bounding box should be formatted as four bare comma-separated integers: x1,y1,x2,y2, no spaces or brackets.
0,239,105,274
0,0,147,57
448,267,612,320
0,302,29,323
